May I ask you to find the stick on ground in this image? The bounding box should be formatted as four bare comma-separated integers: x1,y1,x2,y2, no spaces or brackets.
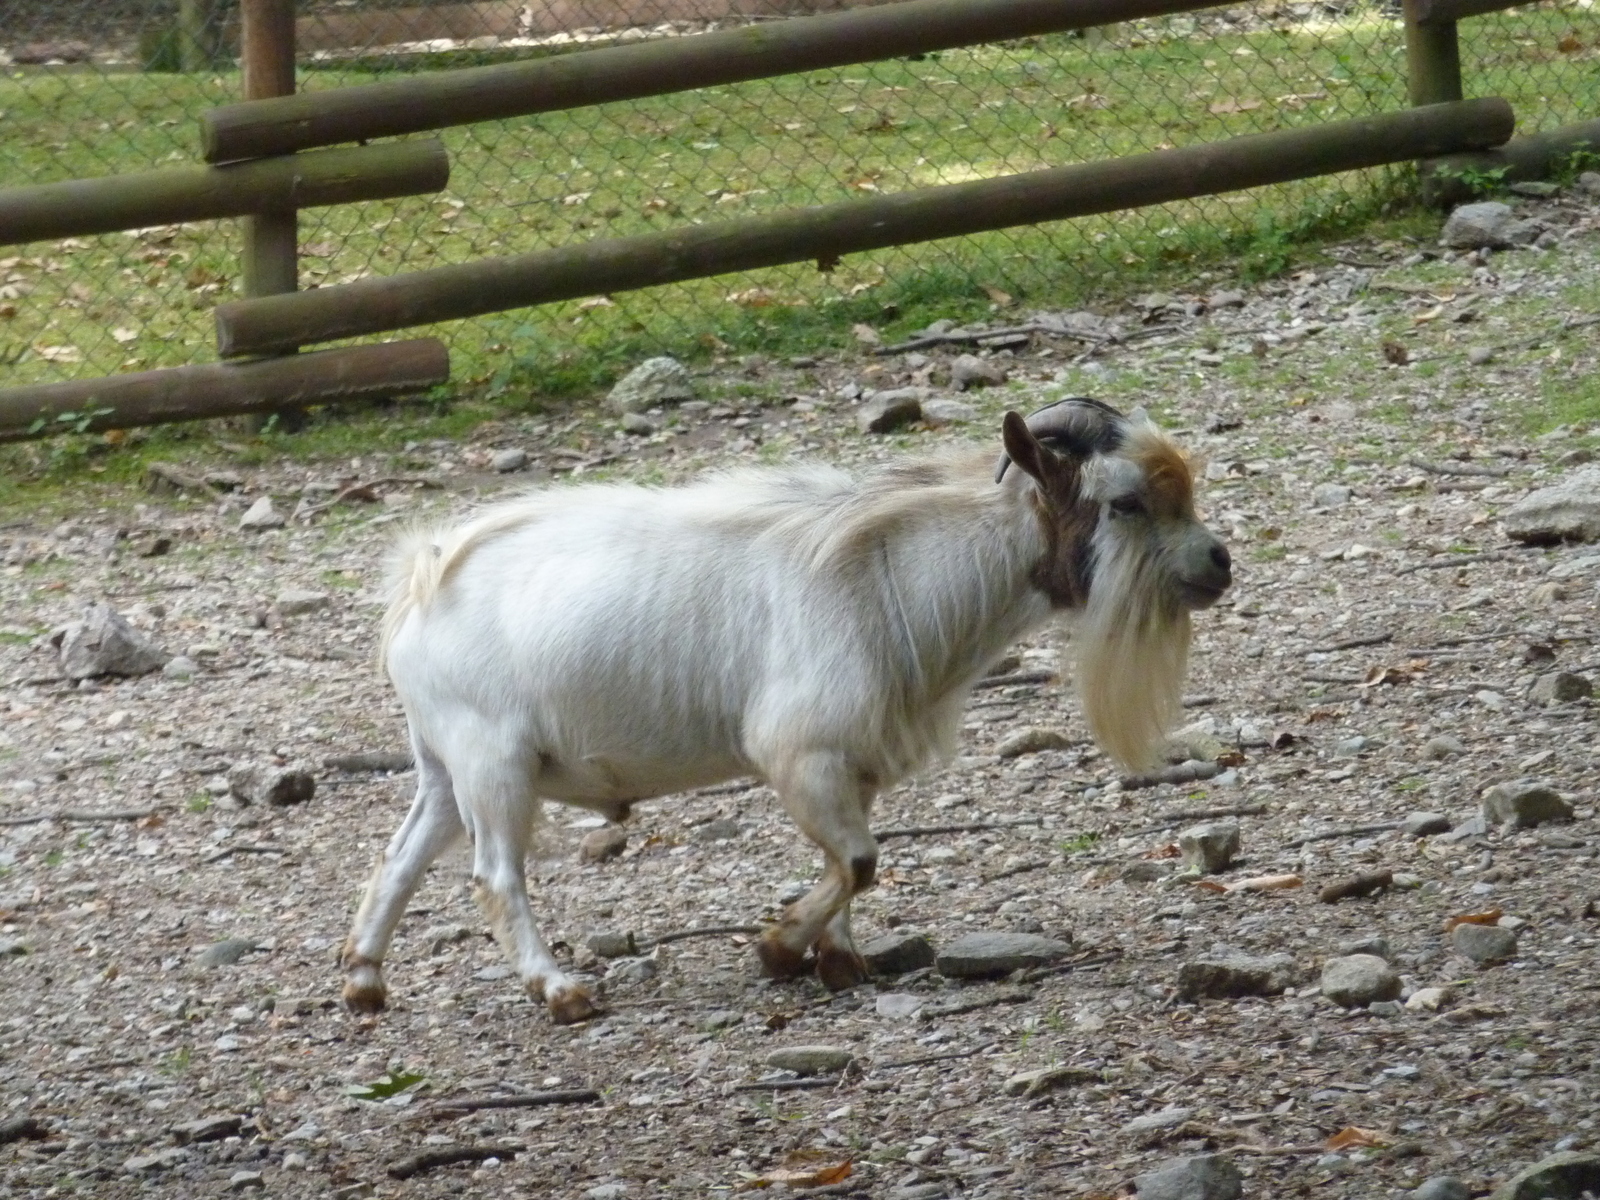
0,808,157,827
1284,822,1401,850
874,817,1043,840
387,1144,520,1179
426,1089,600,1116
1318,868,1395,903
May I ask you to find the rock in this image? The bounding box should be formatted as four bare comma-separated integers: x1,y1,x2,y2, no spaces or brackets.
1176,953,1297,1000
608,956,657,984
124,1147,190,1173
1467,345,1497,367
56,605,167,679
1422,735,1467,760
1577,171,1600,198
585,931,637,958
238,496,285,530
1489,1151,1600,1200
606,357,695,413
1451,922,1518,965
229,1170,265,1190
1122,1106,1195,1138
228,761,316,807
1003,1065,1100,1098
1337,935,1392,961
1122,860,1173,884
1333,735,1372,757
1481,780,1574,828
1406,986,1450,1012
491,447,528,472
874,993,924,1019
1208,290,1245,309
1504,218,1546,246
199,938,261,968
422,924,472,954
1414,1178,1469,1200
12,40,93,64
0,939,29,956
1440,201,1515,250
1312,483,1352,508
620,411,658,436
765,1045,853,1076
994,726,1073,758
161,655,198,680
324,750,413,773
949,354,1008,390
692,817,741,842
1134,1153,1243,1200
1176,821,1240,874
1530,671,1592,704
1320,954,1402,1007
585,1185,631,1200
701,1010,742,1031
1402,812,1453,837
936,931,1071,978
275,589,330,616
172,1114,242,1144
861,931,936,976
920,398,979,426
579,825,628,863
1509,180,1559,197
1503,466,1600,544
857,388,924,434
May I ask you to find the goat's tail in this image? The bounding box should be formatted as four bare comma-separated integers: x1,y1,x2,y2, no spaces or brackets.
377,524,447,672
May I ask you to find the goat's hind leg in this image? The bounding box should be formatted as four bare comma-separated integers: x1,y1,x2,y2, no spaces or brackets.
341,740,464,1013
759,751,878,991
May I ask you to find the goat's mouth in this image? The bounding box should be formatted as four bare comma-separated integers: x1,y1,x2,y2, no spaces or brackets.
1178,579,1228,610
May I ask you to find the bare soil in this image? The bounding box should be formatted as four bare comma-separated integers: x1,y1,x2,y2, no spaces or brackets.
3,185,1599,1199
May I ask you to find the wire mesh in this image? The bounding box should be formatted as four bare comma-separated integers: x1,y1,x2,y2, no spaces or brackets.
1,0,1594,390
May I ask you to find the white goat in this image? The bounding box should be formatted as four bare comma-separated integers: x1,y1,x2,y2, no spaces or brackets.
342,399,1230,1023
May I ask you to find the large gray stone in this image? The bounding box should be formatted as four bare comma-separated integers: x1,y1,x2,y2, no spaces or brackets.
1530,671,1592,705
1489,1151,1600,1200
1504,466,1600,544
199,938,260,968
1439,201,1515,250
56,605,167,679
578,825,628,863
606,357,695,414
1401,812,1453,838
1320,954,1401,1007
936,931,1072,978
1482,780,1574,828
274,589,329,616
1175,953,1297,1000
765,1045,853,1076
1176,821,1241,874
237,496,285,530
920,398,978,427
860,931,936,976
1451,922,1518,965
949,354,1008,390
994,726,1073,758
1134,1153,1243,1200
228,761,316,807
857,388,924,434
1413,1178,1470,1200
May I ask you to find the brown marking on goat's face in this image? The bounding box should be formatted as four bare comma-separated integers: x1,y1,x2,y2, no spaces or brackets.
1131,434,1196,518
1027,460,1102,611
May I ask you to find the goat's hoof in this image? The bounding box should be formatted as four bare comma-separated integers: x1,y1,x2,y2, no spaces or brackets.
756,933,810,981
816,947,867,992
547,986,601,1025
342,979,388,1014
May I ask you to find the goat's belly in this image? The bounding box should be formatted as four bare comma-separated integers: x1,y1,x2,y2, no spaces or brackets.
532,751,750,808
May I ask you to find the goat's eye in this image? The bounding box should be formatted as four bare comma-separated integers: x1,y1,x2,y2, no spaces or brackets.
1109,494,1146,517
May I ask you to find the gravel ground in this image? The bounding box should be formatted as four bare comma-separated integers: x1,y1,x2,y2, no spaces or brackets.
3,184,1599,1199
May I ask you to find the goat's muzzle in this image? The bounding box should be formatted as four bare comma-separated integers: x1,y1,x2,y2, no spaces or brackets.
1177,536,1232,610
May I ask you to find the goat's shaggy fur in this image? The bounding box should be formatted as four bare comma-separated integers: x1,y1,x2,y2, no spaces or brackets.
341,403,1228,1022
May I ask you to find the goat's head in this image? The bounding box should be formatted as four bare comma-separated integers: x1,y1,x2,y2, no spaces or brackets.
997,398,1231,770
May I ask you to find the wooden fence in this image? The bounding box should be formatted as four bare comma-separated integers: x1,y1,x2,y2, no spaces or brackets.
0,0,1592,440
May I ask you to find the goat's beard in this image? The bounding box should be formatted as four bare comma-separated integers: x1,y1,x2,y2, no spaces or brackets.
1071,554,1193,772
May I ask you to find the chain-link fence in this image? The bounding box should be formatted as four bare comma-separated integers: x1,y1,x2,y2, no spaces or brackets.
2,0,1595,392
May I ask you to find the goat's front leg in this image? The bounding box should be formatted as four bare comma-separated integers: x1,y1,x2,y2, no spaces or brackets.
462,774,599,1025
759,751,878,991
341,742,464,1013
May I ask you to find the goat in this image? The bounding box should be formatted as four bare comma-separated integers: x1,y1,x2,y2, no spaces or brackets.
341,398,1231,1023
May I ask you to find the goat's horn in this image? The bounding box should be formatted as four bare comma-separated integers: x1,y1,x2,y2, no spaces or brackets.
995,397,1125,483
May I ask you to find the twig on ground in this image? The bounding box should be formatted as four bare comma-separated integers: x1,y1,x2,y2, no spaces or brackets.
423,1090,600,1117
1120,760,1222,791
1016,1065,1105,1100
874,1041,998,1070
1396,552,1517,575
972,669,1057,691
1319,869,1394,903
918,987,1034,1021
1409,630,1514,649
644,924,764,948
324,750,414,773
1284,822,1401,850
981,858,1053,884
692,779,764,797
1323,253,1390,270
1127,804,1268,834
204,843,289,864
1182,694,1219,708
1311,632,1393,653
0,808,156,827
875,817,1043,841
732,1077,841,1093
873,320,1124,356
387,1144,520,1179
1406,457,1511,478
300,476,440,520
1017,950,1122,983
1304,673,1364,685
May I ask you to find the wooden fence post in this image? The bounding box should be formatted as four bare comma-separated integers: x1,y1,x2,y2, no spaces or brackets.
1403,0,1464,107
241,0,299,304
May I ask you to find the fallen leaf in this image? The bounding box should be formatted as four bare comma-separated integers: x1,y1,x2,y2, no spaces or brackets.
1143,843,1182,859
136,813,165,829
982,284,1014,306
738,1161,851,1190
576,296,615,311
1216,750,1246,768
1360,663,1422,687
1226,873,1304,893
1325,1126,1389,1151
851,323,881,345
0,303,15,319
1381,340,1409,365
1444,909,1502,932
1209,97,1263,115
1557,33,1583,52
111,327,138,344
845,177,881,192
562,192,592,206
1067,92,1112,110
35,344,83,363
299,242,337,258
1412,304,1444,325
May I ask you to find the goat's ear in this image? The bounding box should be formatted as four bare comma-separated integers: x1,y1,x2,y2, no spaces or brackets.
999,411,1053,486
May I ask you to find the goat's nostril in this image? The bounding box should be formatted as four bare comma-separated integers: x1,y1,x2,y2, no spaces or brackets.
1210,543,1232,573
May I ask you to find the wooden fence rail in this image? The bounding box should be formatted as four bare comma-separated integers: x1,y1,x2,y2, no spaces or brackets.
0,141,448,249
214,99,1514,358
